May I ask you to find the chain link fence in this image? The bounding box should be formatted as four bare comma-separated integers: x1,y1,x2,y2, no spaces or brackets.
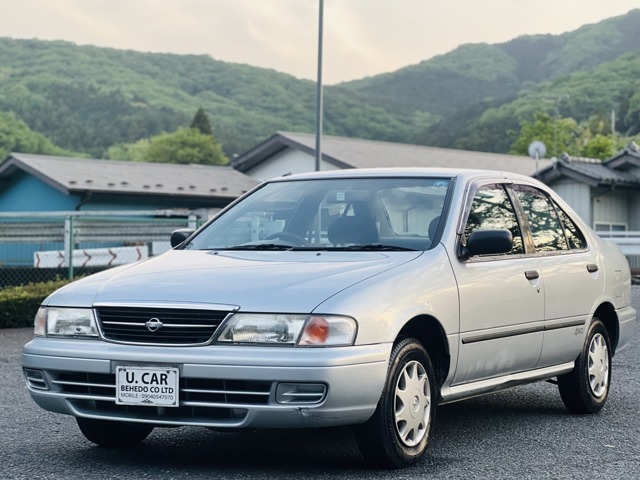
4,211,638,288
0,211,208,288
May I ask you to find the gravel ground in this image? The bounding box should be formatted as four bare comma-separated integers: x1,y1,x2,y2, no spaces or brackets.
1,290,638,479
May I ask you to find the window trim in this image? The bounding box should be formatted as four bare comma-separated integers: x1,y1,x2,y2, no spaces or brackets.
505,185,535,254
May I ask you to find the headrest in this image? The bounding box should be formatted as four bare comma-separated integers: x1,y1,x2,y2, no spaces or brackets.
327,215,379,245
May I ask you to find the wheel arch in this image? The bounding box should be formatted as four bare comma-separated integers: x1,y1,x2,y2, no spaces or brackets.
396,315,450,392
593,302,619,354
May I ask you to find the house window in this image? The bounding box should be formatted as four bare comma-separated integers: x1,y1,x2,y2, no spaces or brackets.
594,222,628,233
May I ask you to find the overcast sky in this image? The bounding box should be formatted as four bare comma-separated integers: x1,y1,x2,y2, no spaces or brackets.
2,0,638,84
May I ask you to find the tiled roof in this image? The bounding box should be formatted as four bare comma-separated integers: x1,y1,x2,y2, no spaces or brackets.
604,141,640,170
233,131,551,177
534,150,640,187
0,153,258,199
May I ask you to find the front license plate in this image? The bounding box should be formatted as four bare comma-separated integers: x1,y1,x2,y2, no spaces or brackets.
116,366,179,407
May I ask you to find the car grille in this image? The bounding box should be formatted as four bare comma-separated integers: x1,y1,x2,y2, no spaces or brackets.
52,371,272,425
53,372,272,406
95,306,231,345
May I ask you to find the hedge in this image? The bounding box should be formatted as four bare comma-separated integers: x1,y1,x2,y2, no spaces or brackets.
0,279,73,328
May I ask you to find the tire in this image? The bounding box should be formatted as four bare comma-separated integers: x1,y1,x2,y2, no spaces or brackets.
354,337,437,468
558,318,611,414
76,417,154,447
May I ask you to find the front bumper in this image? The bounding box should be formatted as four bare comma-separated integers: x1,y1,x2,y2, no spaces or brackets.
23,338,391,429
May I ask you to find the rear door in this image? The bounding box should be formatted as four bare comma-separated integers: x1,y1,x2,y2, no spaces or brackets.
509,185,604,367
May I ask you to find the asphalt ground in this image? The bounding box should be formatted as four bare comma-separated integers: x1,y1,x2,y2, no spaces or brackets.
1,290,638,479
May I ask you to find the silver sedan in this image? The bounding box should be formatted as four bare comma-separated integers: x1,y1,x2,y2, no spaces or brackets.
23,168,636,468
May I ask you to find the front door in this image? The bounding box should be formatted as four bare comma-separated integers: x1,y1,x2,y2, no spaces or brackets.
450,183,545,385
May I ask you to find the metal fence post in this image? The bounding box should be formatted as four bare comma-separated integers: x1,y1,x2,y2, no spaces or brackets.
188,214,197,230
64,215,74,279
63,216,70,269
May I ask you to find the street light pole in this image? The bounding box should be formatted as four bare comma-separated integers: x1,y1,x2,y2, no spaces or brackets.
314,0,324,172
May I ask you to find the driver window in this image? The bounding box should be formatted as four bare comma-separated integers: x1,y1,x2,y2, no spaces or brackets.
464,184,524,255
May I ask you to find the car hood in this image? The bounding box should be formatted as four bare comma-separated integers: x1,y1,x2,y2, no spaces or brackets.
47,249,422,312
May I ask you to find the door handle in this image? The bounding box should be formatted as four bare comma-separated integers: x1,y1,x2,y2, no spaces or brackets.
587,264,598,273
524,270,539,280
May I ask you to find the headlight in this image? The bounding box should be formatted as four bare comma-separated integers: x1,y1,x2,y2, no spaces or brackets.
34,307,99,338
216,313,357,346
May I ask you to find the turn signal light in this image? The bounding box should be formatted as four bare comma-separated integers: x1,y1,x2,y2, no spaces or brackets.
303,316,329,344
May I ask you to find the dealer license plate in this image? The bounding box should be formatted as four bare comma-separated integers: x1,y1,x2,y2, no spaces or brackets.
116,366,179,407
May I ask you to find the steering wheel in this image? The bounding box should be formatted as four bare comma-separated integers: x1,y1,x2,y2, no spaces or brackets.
264,231,308,246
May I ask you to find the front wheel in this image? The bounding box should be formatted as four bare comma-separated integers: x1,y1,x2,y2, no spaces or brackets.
558,318,612,414
354,337,437,468
76,417,154,447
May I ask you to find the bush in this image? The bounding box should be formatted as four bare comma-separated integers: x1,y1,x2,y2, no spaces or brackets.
0,279,73,328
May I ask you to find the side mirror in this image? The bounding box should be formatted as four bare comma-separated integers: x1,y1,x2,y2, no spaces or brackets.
171,229,195,248
465,229,513,257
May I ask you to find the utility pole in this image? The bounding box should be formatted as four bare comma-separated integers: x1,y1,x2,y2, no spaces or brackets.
554,112,558,159
315,0,324,172
611,110,616,135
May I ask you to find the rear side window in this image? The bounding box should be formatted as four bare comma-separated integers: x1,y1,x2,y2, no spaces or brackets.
553,201,588,250
512,185,568,253
464,184,524,255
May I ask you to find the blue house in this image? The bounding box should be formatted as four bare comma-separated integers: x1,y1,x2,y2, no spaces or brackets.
0,153,258,281
0,152,258,212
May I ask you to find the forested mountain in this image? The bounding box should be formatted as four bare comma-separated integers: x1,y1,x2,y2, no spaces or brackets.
0,111,73,160
0,39,410,157
0,9,638,159
341,10,640,137
420,50,640,154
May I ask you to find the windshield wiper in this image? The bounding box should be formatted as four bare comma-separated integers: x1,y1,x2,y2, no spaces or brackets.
223,243,296,251
211,244,418,252
327,244,417,251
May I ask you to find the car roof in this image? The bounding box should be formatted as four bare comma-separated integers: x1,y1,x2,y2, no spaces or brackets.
267,167,542,187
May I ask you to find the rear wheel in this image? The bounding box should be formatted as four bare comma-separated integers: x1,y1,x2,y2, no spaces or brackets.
558,318,611,413
76,418,154,447
354,337,436,468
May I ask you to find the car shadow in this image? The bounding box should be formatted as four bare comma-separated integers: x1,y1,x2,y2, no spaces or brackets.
63,382,580,475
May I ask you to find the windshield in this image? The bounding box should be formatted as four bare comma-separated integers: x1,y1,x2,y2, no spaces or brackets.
184,176,451,251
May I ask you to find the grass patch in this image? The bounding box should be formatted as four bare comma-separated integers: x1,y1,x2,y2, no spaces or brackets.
0,279,73,328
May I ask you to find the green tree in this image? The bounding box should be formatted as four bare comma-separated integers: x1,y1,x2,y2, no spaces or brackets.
0,111,72,159
586,111,612,136
108,127,227,165
190,108,212,136
581,134,615,160
510,112,581,158
106,139,150,162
